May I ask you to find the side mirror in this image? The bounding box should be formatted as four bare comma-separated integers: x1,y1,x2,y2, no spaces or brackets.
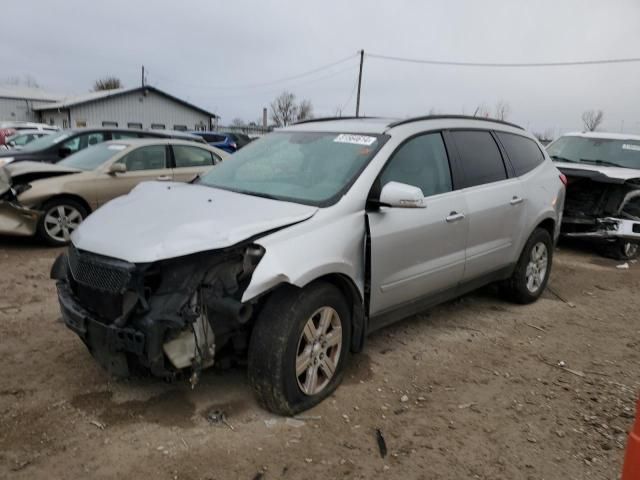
108,163,127,175
58,147,72,158
377,181,426,208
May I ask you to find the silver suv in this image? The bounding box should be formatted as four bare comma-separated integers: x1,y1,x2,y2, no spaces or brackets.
52,116,565,414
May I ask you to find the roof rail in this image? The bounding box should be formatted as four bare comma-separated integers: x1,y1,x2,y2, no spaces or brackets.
386,114,524,130
293,116,380,125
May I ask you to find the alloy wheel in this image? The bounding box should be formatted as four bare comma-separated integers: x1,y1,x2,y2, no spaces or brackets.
43,205,83,243
295,306,342,396
525,241,548,293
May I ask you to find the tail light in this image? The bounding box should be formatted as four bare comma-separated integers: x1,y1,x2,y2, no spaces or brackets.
230,142,237,149
559,173,568,186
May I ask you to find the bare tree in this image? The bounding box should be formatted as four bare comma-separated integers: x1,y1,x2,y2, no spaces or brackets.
270,92,314,127
230,118,245,127
428,107,440,115
270,91,297,127
494,100,511,121
581,110,604,131
472,103,490,118
93,76,123,91
2,74,40,88
296,99,313,122
533,128,554,144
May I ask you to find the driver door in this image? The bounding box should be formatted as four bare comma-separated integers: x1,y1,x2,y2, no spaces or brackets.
92,144,172,206
367,132,468,321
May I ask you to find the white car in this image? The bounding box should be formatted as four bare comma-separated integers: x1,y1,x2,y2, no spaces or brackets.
548,132,640,259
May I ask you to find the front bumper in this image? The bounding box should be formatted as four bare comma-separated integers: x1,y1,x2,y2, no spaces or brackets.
57,281,149,377
0,201,41,236
564,217,640,241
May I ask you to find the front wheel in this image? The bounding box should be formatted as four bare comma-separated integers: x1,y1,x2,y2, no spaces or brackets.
248,282,351,415
599,239,639,261
36,198,88,246
502,228,553,304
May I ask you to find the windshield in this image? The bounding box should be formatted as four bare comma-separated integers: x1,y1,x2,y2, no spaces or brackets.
198,131,384,205
21,131,71,152
59,143,128,170
7,133,37,146
547,136,640,169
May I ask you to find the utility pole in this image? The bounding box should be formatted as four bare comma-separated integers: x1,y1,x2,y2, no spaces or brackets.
141,65,145,87
355,49,364,117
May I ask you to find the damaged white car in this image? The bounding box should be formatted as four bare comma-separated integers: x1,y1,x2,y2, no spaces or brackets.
52,116,565,414
548,132,640,259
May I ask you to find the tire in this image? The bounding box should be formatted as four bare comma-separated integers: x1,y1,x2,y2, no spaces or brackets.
36,198,88,246
598,239,640,261
248,282,351,415
502,228,553,304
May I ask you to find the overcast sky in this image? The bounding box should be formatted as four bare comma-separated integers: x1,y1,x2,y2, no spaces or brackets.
2,0,639,135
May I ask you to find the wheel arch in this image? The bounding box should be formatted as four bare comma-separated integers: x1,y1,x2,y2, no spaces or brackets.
39,193,92,215
255,273,366,354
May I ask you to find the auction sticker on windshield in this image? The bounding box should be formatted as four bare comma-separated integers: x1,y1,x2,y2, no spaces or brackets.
108,144,128,151
334,134,377,146
622,144,640,152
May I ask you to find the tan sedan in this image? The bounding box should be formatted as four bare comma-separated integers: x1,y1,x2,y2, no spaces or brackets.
0,138,227,245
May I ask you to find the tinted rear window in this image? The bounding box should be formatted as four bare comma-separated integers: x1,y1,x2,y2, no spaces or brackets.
201,133,226,143
451,130,507,187
497,132,544,176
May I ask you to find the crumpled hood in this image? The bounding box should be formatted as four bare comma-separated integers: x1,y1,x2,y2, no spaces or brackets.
555,161,640,182
0,161,81,196
72,181,318,263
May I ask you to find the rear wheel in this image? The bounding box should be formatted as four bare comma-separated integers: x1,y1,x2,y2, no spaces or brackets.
37,198,88,246
502,228,553,304
248,282,351,415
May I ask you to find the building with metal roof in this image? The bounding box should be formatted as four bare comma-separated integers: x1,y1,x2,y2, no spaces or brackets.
1,85,218,131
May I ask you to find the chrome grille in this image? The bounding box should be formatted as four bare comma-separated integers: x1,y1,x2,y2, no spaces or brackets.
67,245,132,294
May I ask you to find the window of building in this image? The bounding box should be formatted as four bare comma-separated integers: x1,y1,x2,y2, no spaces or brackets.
379,132,452,197
76,120,87,128
173,124,188,131
127,122,143,129
62,119,68,129
102,121,118,127
173,145,216,167
450,130,507,187
496,132,545,176
150,123,166,130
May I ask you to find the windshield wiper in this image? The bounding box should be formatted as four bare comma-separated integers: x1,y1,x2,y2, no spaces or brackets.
550,155,580,163
579,158,625,168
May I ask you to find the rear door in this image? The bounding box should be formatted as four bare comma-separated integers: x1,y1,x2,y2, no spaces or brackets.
170,144,220,182
368,132,468,318
448,130,526,281
93,144,171,206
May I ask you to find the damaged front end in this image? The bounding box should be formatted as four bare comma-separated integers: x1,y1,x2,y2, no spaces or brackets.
51,243,264,382
560,171,640,242
0,167,41,236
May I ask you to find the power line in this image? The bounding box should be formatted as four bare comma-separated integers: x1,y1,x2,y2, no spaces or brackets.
366,52,640,68
151,53,359,91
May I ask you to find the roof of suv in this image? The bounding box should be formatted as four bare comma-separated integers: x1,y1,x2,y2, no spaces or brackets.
560,131,640,141
287,115,525,134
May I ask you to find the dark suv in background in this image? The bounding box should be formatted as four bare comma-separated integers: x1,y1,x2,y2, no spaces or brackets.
0,128,206,166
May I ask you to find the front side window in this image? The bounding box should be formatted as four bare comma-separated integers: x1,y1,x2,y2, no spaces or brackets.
496,132,545,176
117,145,167,171
451,130,507,187
547,135,640,170
379,133,452,197
199,131,384,205
59,143,128,170
173,145,215,167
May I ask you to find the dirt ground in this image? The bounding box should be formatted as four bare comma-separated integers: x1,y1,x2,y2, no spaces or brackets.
0,237,638,480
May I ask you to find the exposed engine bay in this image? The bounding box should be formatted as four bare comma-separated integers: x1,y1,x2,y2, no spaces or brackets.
560,169,640,241
51,243,265,384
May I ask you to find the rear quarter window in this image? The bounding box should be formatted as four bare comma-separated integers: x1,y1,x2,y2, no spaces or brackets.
450,130,507,187
496,132,545,176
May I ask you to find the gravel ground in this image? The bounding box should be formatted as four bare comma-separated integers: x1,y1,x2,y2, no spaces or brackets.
0,238,638,480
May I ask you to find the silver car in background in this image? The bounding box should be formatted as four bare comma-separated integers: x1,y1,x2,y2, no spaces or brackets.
52,115,565,414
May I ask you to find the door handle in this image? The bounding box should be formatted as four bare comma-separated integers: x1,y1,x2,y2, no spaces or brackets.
510,196,524,205
156,175,171,181
445,211,465,223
